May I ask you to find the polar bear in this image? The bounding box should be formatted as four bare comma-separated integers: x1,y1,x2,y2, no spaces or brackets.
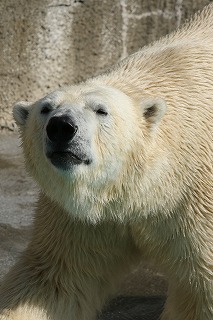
0,4,213,320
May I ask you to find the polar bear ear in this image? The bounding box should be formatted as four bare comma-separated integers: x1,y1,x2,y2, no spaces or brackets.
13,101,31,126
141,97,167,126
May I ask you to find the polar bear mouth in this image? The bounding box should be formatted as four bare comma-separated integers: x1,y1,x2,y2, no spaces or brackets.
47,151,91,170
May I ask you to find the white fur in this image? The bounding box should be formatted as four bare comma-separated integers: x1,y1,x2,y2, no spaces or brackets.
1,4,213,320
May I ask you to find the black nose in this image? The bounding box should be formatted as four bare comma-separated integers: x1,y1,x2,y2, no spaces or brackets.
46,116,78,143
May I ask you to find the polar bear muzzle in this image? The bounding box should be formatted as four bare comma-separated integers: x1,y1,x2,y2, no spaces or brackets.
45,112,92,171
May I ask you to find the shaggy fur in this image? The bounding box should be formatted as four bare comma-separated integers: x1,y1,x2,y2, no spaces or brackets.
0,4,213,320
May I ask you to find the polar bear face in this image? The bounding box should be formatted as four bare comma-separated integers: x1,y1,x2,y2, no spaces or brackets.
13,83,167,221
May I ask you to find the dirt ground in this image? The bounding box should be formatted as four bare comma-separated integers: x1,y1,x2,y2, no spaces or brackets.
0,132,167,319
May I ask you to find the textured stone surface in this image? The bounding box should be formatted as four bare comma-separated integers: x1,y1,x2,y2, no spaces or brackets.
0,133,37,277
0,0,210,130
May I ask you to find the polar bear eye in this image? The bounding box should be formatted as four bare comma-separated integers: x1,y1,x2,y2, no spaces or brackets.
96,107,108,116
41,103,52,115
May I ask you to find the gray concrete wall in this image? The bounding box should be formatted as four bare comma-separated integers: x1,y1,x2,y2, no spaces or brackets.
0,0,210,130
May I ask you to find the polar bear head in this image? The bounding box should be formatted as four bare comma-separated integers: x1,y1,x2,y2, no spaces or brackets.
13,82,167,222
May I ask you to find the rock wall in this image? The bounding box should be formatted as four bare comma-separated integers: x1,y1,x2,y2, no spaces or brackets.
0,0,210,130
